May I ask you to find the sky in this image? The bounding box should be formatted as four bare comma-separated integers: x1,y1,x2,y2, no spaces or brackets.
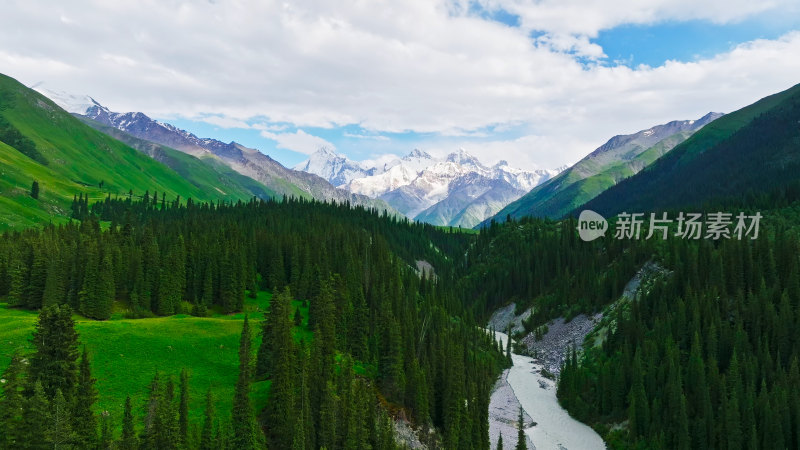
1,0,799,171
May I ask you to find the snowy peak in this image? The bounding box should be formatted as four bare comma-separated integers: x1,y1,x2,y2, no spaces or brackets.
296,148,561,227
445,148,484,169
33,87,104,115
403,148,432,161
293,147,372,187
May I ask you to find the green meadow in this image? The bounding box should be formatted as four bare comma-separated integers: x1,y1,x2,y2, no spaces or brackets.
0,290,315,430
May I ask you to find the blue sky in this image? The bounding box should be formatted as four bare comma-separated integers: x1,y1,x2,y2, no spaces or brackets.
4,0,800,169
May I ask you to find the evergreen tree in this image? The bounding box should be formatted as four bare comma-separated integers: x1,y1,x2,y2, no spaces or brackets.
20,381,49,450
0,353,25,449
263,288,296,448
179,369,190,445
497,434,503,450
47,389,73,449
515,407,527,450
231,316,260,449
29,304,79,400
199,388,216,450
120,396,137,450
31,180,39,199
74,346,98,448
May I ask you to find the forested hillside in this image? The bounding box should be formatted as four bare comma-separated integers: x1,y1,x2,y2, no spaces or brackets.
581,83,800,217
0,196,506,449
558,206,800,449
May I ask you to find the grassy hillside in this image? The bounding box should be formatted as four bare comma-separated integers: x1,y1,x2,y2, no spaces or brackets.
582,83,800,216
76,116,277,201
0,73,258,231
0,290,316,430
493,129,697,222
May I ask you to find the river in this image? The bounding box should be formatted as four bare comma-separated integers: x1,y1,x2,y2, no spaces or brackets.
490,331,605,450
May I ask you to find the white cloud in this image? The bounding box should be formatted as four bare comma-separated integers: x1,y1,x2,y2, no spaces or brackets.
260,129,336,155
343,132,390,141
200,116,252,129
475,0,793,36
0,0,798,169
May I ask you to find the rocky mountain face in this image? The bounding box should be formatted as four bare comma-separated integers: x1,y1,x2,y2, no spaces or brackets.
490,112,724,223
37,89,396,212
295,147,561,228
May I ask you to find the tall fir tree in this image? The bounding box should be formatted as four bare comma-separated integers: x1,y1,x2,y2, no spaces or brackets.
231,316,260,449
120,396,137,450
74,346,98,448
179,368,190,445
515,407,527,450
20,381,49,450
0,353,25,448
29,304,79,400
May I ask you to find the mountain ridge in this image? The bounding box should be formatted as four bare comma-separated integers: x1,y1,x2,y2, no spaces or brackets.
296,146,560,227
35,89,398,213
487,112,724,224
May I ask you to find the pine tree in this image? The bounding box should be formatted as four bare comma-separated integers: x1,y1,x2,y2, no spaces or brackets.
515,407,527,450
141,372,161,449
20,381,49,449
30,180,39,199
199,388,216,450
74,346,98,448
153,376,180,449
179,369,190,445
47,389,73,449
0,353,25,449
29,304,79,400
263,288,296,448
497,434,504,450
120,396,137,450
231,316,259,449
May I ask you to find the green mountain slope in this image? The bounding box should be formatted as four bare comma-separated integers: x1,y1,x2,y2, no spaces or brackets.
76,116,277,201
491,113,721,223
581,82,800,216
0,73,257,230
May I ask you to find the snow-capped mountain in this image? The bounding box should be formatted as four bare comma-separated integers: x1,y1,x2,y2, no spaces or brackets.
35,88,397,212
32,87,102,115
294,147,561,227
293,147,376,187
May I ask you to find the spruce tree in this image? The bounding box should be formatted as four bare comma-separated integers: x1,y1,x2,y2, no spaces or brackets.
0,353,25,449
20,381,49,449
179,369,190,445
29,304,79,400
48,389,73,449
199,388,216,450
231,316,259,449
515,407,527,450
497,434,503,450
74,346,98,448
31,180,39,199
120,396,137,450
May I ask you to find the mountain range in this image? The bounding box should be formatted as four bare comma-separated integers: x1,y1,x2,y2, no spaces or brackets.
582,82,800,216
294,147,562,228
491,112,724,222
35,88,396,213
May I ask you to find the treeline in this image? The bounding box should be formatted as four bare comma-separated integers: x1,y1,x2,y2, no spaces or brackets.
558,212,800,449
0,195,506,448
462,217,651,326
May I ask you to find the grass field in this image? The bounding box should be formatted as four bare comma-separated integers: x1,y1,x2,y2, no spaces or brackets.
0,290,317,431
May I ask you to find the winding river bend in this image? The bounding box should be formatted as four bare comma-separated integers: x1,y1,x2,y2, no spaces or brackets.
491,331,605,450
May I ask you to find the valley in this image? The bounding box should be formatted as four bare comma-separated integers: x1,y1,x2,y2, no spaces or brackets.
2,65,800,450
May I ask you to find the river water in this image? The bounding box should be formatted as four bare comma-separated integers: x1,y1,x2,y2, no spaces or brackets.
491,331,605,450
